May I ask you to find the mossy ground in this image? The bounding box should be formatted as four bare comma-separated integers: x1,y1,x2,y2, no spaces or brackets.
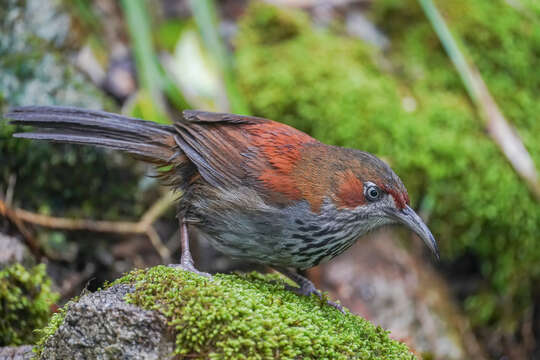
235,2,540,332
0,264,59,346
104,266,414,359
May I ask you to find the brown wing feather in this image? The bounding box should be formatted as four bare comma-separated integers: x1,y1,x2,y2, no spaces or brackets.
182,110,268,124
175,111,320,207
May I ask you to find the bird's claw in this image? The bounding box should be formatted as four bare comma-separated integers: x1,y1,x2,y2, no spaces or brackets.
168,263,212,278
285,284,345,314
324,299,346,313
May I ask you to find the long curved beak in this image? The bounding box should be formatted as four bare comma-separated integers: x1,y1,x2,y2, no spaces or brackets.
385,205,439,260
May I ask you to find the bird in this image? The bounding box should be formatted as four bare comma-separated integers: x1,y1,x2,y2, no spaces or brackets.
6,106,439,311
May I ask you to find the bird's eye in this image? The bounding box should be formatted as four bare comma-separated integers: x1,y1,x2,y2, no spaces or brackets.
365,185,382,202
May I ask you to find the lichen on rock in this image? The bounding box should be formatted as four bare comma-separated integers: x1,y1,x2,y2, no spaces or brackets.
36,284,174,360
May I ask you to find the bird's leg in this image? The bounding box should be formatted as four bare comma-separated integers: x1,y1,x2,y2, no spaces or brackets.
274,267,344,313
169,219,211,278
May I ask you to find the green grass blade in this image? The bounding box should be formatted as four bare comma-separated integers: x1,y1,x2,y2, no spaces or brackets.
189,0,249,114
418,0,540,201
121,0,169,123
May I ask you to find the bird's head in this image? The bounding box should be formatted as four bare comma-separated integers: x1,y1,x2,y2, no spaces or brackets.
333,148,439,260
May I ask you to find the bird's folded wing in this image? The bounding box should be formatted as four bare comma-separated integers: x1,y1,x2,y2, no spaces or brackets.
175,111,320,206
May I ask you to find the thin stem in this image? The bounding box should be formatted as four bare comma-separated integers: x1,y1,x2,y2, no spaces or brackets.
121,0,169,123
189,0,249,114
418,0,540,201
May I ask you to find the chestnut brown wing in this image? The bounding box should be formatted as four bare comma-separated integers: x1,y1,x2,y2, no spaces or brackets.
175,110,319,205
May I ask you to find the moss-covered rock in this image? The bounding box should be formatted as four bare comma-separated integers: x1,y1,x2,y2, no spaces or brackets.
0,264,59,346
35,284,173,360
34,302,69,356
36,266,416,359
234,2,540,331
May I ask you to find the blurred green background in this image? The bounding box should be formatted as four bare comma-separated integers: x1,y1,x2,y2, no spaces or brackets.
1,0,539,359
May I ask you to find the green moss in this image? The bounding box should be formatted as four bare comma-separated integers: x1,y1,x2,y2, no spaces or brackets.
33,296,78,358
372,0,540,166
235,2,540,331
234,2,308,47
0,264,59,346
372,0,540,330
108,266,415,359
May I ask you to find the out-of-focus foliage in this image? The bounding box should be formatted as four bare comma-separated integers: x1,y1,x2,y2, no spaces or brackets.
165,27,230,111
121,0,171,124
235,2,540,331
0,0,147,220
190,0,249,114
0,264,59,345
373,0,540,170
372,0,540,329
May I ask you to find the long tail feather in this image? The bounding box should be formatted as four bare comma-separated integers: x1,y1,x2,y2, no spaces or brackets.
7,106,178,163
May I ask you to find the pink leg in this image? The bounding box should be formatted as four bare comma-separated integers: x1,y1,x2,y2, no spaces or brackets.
169,219,211,278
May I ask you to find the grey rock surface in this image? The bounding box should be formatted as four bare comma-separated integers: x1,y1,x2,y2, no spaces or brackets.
0,233,33,270
39,284,175,360
0,345,33,360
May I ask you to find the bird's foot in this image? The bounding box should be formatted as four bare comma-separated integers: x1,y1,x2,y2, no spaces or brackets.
168,263,212,278
284,283,345,314
172,219,212,278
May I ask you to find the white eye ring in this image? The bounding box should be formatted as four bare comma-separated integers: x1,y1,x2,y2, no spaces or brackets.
364,182,382,202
